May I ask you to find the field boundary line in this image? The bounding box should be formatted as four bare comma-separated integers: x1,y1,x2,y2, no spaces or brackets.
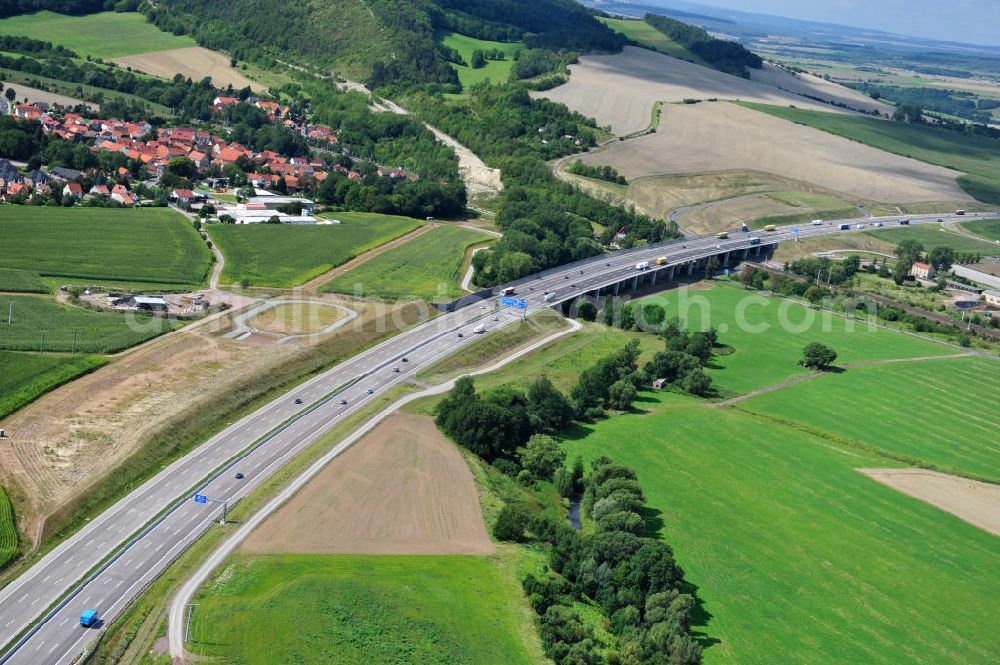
297,223,436,292
713,352,981,407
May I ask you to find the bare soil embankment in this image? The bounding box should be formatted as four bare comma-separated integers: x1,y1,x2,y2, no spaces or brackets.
242,412,493,555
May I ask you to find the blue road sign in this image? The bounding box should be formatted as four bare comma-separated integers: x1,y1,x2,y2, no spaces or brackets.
194,494,207,504
791,227,800,233
499,297,527,309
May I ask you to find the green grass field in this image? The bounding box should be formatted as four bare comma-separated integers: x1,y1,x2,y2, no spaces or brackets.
0,269,46,294
865,225,1000,254
0,295,183,353
598,17,707,65
0,11,194,58
962,218,1000,241
206,213,424,287
440,32,521,88
742,355,1000,481
323,224,492,301
0,351,108,420
0,485,15,569
635,284,955,394
741,102,1000,203
190,554,537,665
0,207,211,288
560,397,1000,664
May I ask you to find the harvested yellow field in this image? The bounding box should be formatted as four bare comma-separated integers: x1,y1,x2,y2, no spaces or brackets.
748,62,891,115
0,82,94,111
580,102,972,203
625,171,812,214
114,46,263,92
535,46,880,135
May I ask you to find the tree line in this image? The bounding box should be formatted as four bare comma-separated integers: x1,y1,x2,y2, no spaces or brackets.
567,160,628,185
435,366,704,664
643,13,762,78
0,47,221,122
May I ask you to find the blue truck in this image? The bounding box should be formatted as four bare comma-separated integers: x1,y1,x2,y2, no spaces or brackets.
80,609,98,627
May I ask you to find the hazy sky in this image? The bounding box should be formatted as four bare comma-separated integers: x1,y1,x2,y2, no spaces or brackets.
691,0,1000,46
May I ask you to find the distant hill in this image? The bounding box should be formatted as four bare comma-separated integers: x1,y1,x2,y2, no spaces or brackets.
144,0,625,89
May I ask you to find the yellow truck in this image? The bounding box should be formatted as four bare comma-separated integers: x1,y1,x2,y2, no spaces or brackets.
655,257,668,265
764,225,777,232
715,232,729,239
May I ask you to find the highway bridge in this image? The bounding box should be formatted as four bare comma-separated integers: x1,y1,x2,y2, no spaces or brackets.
0,210,995,664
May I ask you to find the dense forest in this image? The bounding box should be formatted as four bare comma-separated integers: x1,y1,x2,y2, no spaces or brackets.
643,13,762,77
0,0,113,16
145,0,621,91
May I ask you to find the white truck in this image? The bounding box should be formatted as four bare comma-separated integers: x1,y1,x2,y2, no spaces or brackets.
635,261,650,271
544,292,557,302
473,324,486,334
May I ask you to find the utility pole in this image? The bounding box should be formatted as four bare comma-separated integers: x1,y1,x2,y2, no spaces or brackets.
6,301,12,325
72,331,77,354
39,331,45,353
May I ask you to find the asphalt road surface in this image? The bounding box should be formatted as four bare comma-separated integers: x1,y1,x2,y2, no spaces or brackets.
0,211,995,664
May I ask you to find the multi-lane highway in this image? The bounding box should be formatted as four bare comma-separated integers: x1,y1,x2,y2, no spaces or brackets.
0,210,995,664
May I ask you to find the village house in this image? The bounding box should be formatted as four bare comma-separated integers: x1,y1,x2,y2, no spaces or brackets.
910,262,936,280
63,182,83,199
984,290,1000,308
89,184,111,197
211,96,240,111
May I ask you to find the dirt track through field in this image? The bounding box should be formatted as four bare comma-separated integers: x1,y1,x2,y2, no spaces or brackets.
299,223,435,291
582,102,972,203
535,46,886,135
859,469,1000,536
114,47,262,92
242,412,494,555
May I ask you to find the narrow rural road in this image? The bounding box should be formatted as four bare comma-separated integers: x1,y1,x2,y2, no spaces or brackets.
713,352,980,407
461,247,486,292
165,317,583,662
208,242,225,290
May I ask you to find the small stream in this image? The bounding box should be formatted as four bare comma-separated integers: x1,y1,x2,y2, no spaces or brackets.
567,495,582,530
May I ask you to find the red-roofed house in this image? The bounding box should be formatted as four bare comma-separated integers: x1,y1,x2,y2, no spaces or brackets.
63,182,83,199
256,100,280,114
90,184,110,197
171,188,197,204
212,96,240,111
188,151,209,169
215,146,246,164
14,104,43,120
111,185,136,206
911,262,936,280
